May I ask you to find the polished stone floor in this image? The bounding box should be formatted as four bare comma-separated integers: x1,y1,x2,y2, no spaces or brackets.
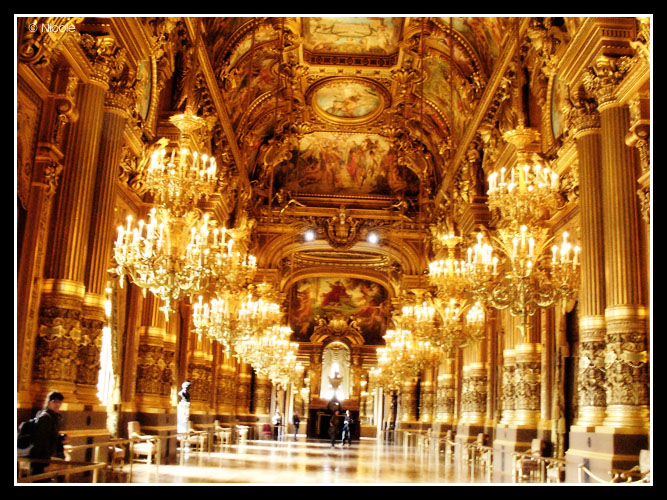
124,437,499,485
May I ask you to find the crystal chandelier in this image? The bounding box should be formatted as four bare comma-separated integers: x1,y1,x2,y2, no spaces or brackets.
192,282,279,353
235,324,301,387
463,127,580,341
113,109,223,318
373,328,440,390
428,230,468,299
487,126,562,226
236,283,282,337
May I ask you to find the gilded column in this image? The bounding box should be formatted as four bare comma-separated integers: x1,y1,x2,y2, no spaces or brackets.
485,310,498,430
400,379,418,423
85,78,133,297
134,294,174,413
187,333,214,418
234,362,252,418
36,35,126,404
36,83,106,402
499,348,516,426
584,56,649,430
435,357,456,427
569,90,607,427
459,362,488,426
215,350,237,417
419,367,435,424
254,372,272,417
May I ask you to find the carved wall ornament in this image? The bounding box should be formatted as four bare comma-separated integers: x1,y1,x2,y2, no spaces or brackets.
18,17,84,68
565,84,600,137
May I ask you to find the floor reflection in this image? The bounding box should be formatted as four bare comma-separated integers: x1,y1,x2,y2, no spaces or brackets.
125,437,498,484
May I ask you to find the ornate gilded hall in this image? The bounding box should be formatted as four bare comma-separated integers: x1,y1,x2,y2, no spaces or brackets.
15,15,651,484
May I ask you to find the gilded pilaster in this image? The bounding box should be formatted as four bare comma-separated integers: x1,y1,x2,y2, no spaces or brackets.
16,65,71,404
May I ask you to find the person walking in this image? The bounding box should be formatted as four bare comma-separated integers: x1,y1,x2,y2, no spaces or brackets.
292,412,300,440
341,410,353,446
328,410,340,448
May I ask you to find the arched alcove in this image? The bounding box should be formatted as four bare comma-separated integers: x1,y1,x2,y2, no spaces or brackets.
320,341,351,400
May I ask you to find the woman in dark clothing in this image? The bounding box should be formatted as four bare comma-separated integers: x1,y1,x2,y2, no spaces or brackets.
29,391,66,479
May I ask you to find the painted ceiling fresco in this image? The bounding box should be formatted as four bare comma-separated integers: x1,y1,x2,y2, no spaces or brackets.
272,132,420,197
207,17,504,201
289,277,390,344
302,17,403,55
312,79,384,121
194,16,520,344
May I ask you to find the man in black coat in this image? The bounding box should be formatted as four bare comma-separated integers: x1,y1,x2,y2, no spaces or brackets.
29,391,66,479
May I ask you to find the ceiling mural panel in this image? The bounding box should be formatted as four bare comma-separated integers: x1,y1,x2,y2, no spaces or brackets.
302,17,403,55
272,132,420,197
289,277,390,344
310,78,386,122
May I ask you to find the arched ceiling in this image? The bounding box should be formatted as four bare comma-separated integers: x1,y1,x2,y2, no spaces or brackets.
201,16,511,210
191,16,517,332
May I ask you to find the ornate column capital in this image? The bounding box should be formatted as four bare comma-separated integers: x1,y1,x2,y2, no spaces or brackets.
582,55,634,110
567,85,601,138
77,34,127,87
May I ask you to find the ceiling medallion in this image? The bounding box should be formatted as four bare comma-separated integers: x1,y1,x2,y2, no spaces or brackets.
308,77,389,125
